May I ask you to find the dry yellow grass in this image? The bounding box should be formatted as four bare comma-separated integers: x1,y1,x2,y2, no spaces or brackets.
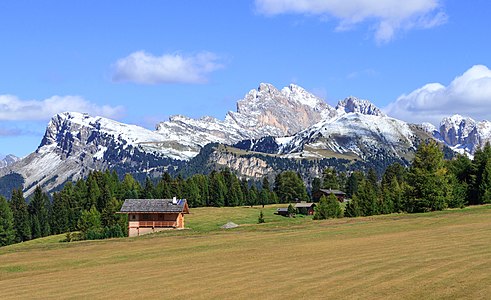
1,205,491,299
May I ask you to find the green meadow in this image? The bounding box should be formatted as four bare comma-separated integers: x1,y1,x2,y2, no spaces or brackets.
1,204,490,299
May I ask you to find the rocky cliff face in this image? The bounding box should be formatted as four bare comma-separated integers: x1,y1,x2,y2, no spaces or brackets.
225,83,336,137
437,114,491,155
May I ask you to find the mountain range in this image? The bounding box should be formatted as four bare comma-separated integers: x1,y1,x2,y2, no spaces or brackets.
0,83,487,196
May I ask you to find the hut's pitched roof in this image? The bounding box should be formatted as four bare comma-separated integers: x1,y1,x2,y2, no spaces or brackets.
319,189,346,196
120,199,189,213
294,202,315,208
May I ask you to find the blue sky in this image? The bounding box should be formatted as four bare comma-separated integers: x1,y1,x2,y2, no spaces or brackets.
1,0,491,157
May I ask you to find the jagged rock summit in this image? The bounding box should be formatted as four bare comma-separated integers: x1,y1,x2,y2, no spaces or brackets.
0,154,19,168
336,96,386,117
438,114,491,155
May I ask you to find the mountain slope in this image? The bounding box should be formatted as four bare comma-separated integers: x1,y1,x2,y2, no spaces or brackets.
0,112,184,195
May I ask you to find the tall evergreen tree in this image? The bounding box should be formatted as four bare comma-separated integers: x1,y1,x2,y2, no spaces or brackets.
345,171,364,198
405,140,450,212
355,179,378,216
141,177,155,199
209,171,226,207
86,174,101,210
121,173,141,199
479,159,491,204
10,189,31,242
28,186,51,237
311,177,322,200
313,194,342,220
322,168,339,189
470,142,491,204
50,192,69,234
344,194,362,218
274,171,308,203
0,196,15,246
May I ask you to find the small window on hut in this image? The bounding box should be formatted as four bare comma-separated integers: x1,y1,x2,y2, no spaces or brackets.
132,214,136,220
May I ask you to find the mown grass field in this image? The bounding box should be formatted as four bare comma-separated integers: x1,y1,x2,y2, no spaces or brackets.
1,205,491,299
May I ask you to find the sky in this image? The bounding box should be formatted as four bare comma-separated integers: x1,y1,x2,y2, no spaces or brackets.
1,0,491,157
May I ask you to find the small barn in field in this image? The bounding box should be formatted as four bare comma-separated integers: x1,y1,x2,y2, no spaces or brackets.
294,202,316,215
276,207,289,216
313,189,347,202
119,198,189,237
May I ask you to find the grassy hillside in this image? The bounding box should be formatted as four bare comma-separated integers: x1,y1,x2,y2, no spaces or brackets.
1,205,491,299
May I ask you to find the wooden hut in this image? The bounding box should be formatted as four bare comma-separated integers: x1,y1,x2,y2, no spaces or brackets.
294,202,316,215
119,198,189,237
313,189,347,202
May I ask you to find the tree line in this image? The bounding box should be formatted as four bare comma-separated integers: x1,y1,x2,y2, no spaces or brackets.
1,140,491,246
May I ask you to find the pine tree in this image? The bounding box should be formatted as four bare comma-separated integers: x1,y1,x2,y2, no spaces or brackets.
28,186,51,237
322,168,339,189
470,142,491,204
314,194,342,220
311,177,322,200
258,210,265,223
10,189,31,242
479,159,491,204
101,197,121,227
77,206,102,235
142,177,155,199
405,140,450,212
345,171,364,198
0,196,15,246
344,195,362,218
51,192,70,234
184,177,201,207
274,171,308,203
447,174,467,208
248,184,258,207
121,173,141,199
313,195,329,220
209,171,226,207
87,175,101,210
356,179,378,216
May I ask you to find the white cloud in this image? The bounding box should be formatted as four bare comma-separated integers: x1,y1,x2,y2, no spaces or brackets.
384,65,491,125
255,0,447,43
112,51,223,84
0,95,124,121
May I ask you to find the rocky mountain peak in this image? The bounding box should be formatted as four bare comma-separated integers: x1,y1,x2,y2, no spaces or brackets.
0,154,19,169
336,96,386,117
439,114,476,146
228,83,335,136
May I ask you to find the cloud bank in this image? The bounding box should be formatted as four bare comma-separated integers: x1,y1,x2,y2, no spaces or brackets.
384,65,491,125
0,95,124,121
112,51,223,84
255,0,447,43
